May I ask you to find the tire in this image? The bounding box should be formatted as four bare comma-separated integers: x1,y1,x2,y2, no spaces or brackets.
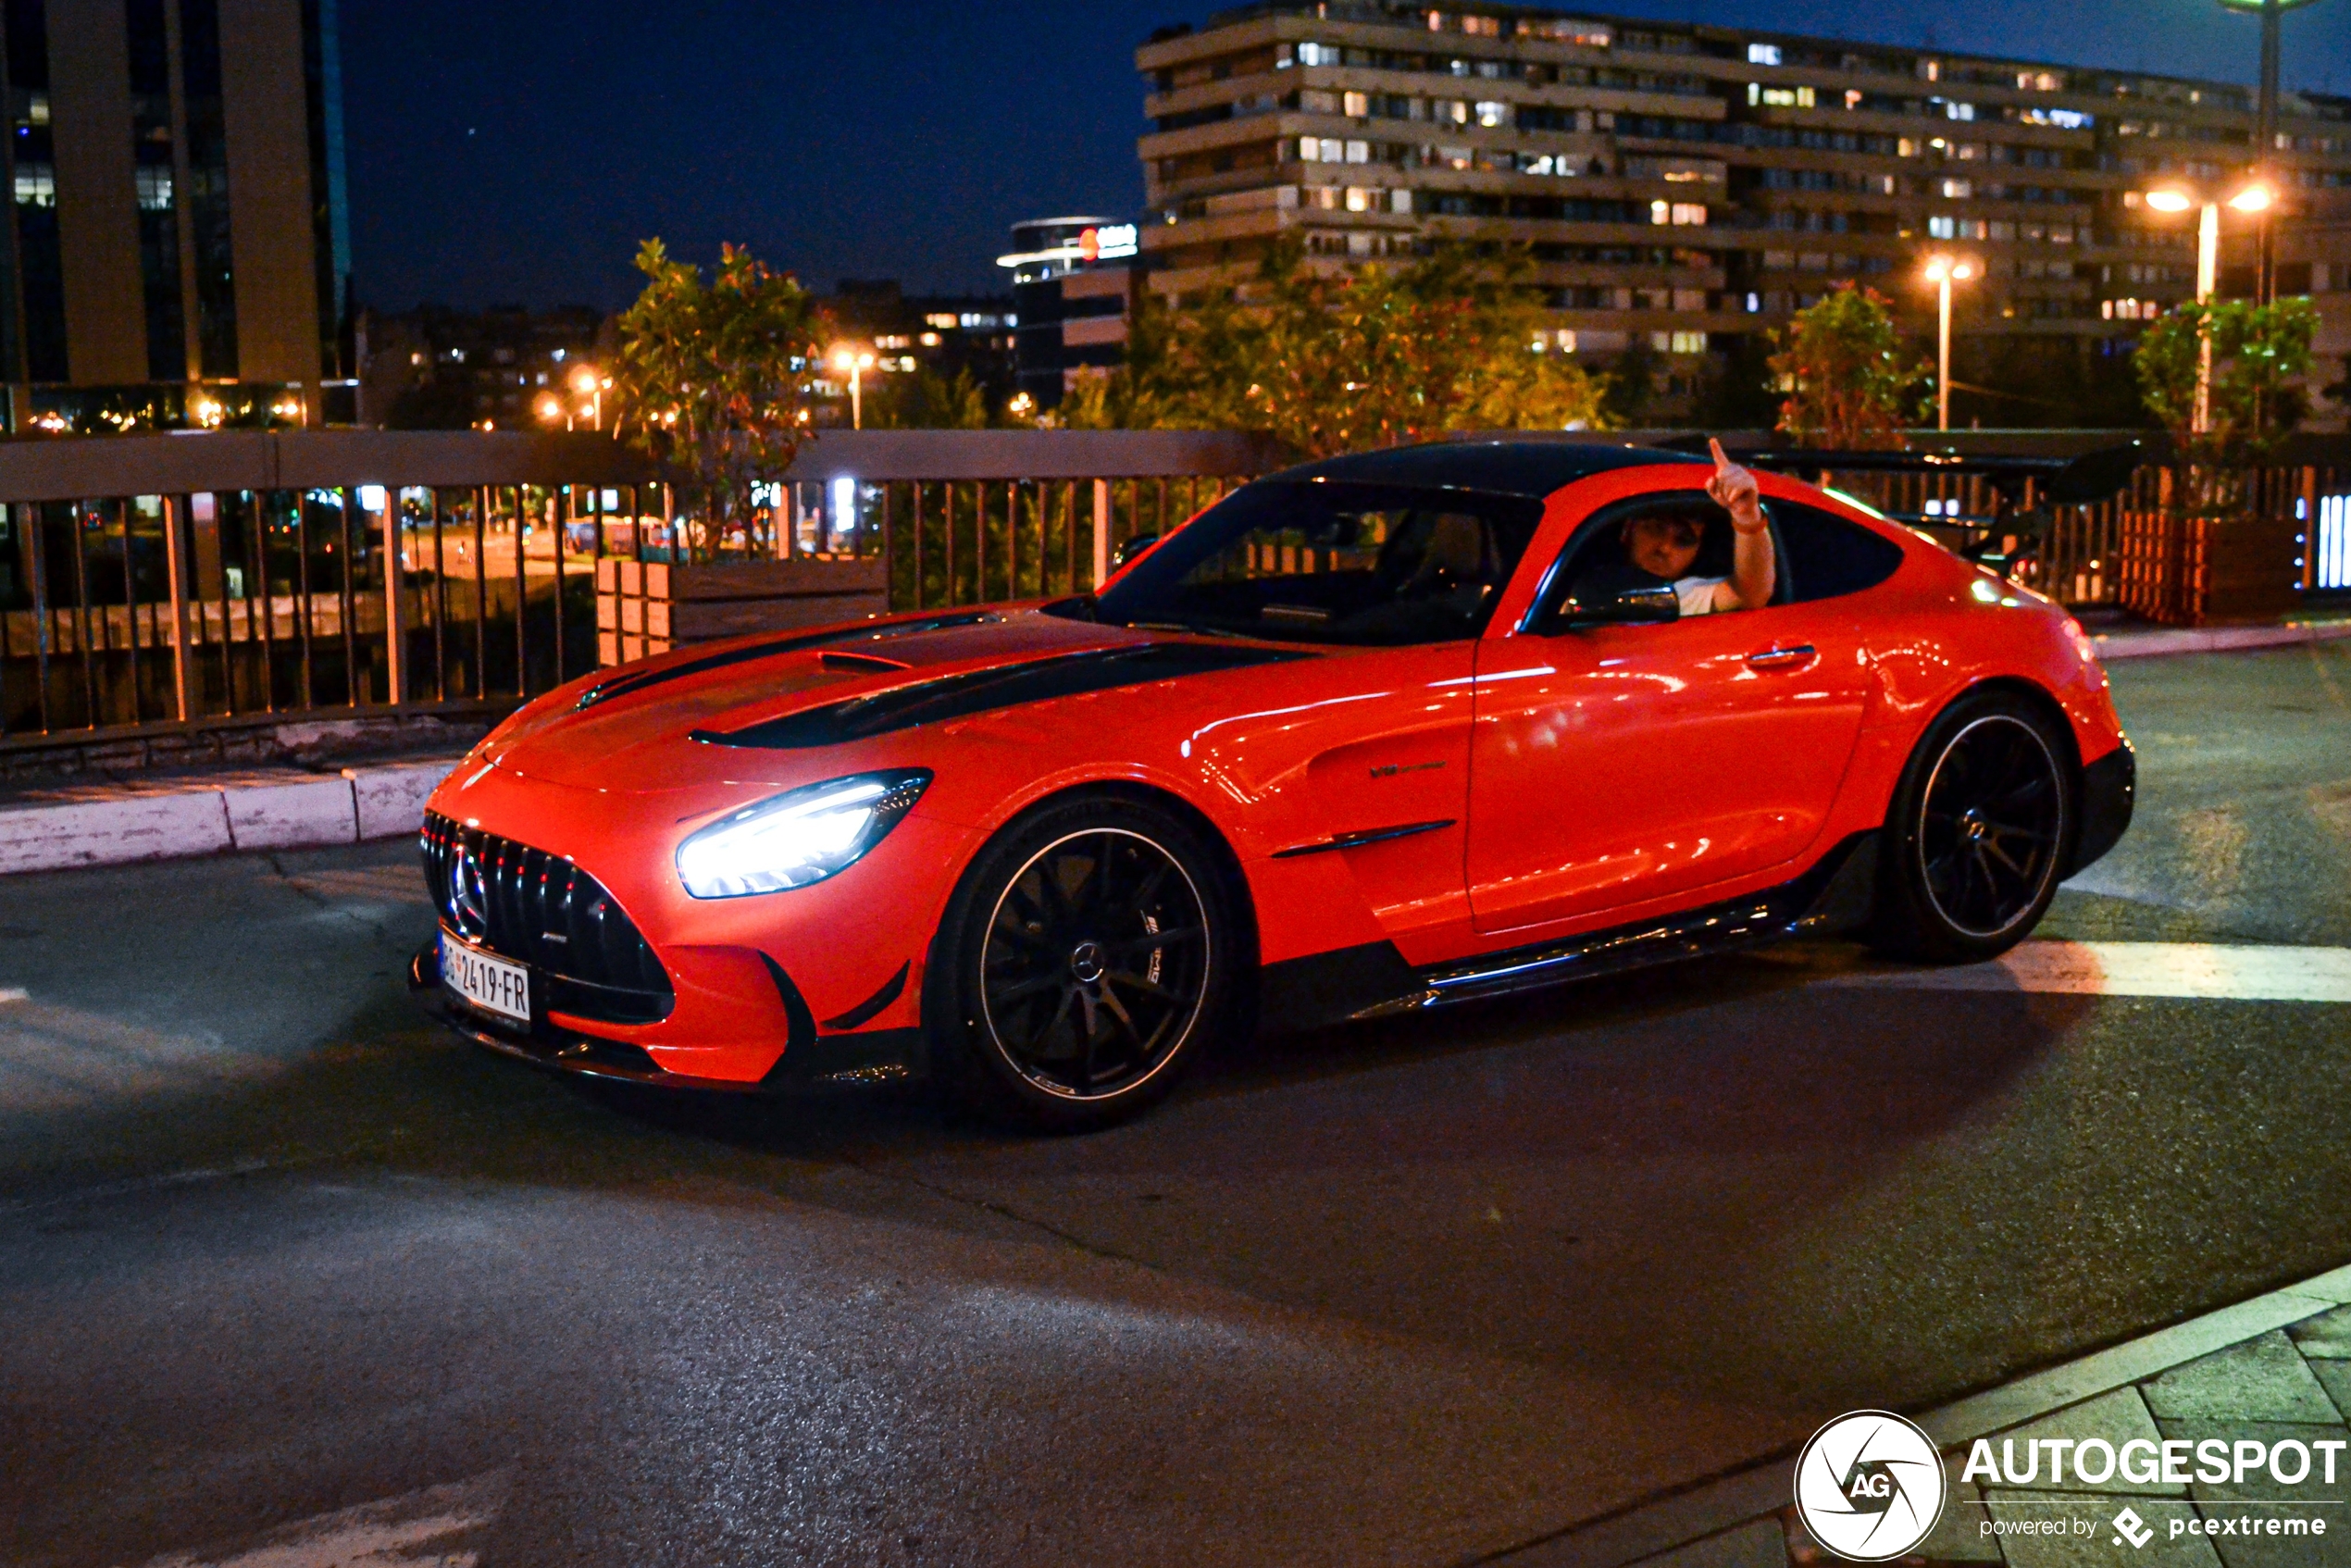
1872,690,2076,963
926,794,1247,1132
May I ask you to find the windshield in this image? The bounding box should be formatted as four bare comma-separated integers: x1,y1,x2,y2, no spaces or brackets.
1088,479,1545,646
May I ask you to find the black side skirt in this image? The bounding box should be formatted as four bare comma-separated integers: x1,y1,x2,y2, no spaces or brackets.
1259,830,1881,1033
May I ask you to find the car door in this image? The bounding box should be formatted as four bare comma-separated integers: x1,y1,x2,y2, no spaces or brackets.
1465,490,1878,937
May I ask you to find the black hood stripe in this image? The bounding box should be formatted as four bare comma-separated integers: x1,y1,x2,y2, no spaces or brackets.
574,612,1001,711
691,642,1314,751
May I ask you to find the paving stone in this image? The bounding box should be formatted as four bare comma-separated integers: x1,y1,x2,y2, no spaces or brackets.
1983,1493,2220,1568
2292,1306,2351,1361
1638,1517,1787,1568
2144,1333,2345,1425
2315,1364,2351,1426
1967,1388,2187,1496
1913,1466,2005,1563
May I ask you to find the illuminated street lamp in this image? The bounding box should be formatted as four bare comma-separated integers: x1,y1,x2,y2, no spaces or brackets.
536,392,569,430
568,365,604,430
2141,180,2272,431
1922,255,1976,433
829,346,877,429
2212,0,2327,301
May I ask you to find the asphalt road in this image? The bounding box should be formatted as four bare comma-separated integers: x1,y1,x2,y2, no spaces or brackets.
2,642,2347,1568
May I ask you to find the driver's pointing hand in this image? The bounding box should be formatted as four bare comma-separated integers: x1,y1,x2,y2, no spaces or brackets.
1611,439,1777,616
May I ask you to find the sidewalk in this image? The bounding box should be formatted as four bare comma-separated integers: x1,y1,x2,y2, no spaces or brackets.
2092,616,2351,662
1502,1263,2351,1568
0,753,463,874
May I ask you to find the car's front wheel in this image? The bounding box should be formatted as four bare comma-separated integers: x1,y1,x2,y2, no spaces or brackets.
1873,690,2075,963
927,794,1245,1131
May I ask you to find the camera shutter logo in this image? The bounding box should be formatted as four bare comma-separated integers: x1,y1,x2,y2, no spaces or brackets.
1793,1410,1947,1562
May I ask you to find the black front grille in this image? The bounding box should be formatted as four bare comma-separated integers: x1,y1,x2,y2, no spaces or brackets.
421,813,675,1026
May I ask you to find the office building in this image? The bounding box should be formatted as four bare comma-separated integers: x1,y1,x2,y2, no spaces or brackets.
2,0,350,427
822,277,1017,414
1138,4,2351,423
998,217,1144,409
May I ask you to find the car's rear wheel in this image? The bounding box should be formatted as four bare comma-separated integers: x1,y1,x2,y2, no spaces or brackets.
1873,691,2074,963
927,795,1244,1131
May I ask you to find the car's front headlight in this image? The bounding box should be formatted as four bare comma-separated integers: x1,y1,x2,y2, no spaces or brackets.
676,770,931,899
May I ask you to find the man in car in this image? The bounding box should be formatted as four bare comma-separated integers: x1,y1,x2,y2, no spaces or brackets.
1602,438,1776,616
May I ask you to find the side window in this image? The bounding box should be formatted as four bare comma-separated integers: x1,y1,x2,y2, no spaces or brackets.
1773,502,1908,603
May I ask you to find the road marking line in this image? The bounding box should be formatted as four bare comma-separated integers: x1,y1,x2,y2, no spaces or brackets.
123,1471,503,1568
1822,940,2351,1002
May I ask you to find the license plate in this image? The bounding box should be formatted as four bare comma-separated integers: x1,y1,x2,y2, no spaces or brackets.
440,930,532,1024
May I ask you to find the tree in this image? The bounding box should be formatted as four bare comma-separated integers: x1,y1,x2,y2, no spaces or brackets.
872,365,991,429
2133,297,2320,468
610,239,824,540
1768,283,1927,449
1091,235,1610,457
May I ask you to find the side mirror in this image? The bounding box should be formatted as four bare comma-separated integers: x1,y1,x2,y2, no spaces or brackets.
1559,583,1680,628
1113,532,1160,568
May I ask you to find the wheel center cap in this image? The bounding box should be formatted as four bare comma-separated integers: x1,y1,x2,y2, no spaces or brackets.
1962,813,1989,842
1068,940,1106,984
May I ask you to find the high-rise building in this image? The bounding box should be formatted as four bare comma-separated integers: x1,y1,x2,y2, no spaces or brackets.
1138,4,2351,425
0,0,350,427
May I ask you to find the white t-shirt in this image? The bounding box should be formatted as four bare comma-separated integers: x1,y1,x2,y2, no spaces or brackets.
1674,576,1726,616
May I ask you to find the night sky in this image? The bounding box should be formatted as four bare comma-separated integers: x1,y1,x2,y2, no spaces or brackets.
342,0,2351,314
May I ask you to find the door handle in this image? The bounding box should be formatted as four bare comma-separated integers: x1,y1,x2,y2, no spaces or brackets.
1745,643,1817,669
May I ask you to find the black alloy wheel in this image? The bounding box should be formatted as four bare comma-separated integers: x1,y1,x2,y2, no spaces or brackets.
1875,691,2074,962
930,796,1242,1130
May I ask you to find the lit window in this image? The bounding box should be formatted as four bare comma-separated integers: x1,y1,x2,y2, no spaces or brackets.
1940,179,1972,199
919,331,940,346
1670,331,1708,354
1929,215,1958,239
1345,186,1372,211
1946,101,1976,121
1297,41,1338,66
12,164,55,206
1461,13,1500,35
1437,98,1468,125
1345,139,1369,162
1343,90,1369,117
1474,100,1507,128
925,313,957,329
1651,199,1671,224
1391,189,1413,214
134,166,172,211
1671,203,1707,225
1748,42,1783,65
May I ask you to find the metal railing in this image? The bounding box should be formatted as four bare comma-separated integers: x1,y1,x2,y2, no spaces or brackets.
0,429,1285,755
5,424,2340,758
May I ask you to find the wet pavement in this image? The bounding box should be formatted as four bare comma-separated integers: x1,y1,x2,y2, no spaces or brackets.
2,641,2346,1567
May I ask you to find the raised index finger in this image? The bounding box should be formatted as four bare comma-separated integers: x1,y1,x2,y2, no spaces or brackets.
1709,436,1732,471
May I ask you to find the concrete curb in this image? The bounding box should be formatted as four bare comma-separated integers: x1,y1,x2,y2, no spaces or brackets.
1494,1262,2351,1567
0,756,460,876
2094,619,2351,661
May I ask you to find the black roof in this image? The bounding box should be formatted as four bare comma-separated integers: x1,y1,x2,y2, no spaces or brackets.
1269,440,1701,499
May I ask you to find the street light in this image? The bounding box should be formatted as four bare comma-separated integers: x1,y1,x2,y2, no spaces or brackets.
535,392,568,429
2141,180,2273,432
568,365,603,430
1922,255,1976,433
2212,0,2328,302
828,346,876,429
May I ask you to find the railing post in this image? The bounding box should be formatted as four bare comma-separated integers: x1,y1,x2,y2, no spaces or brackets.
1091,479,1110,589
161,494,193,723
380,485,404,705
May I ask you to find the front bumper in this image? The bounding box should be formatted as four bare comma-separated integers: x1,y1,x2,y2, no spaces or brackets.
2070,739,2136,877
408,941,925,1091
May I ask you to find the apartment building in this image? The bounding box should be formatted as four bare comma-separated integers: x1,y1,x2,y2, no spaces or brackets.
997,216,1144,408
1138,3,2351,424
2,0,350,427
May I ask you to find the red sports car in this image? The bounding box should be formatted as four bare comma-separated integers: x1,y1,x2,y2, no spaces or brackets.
412,442,2133,1129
